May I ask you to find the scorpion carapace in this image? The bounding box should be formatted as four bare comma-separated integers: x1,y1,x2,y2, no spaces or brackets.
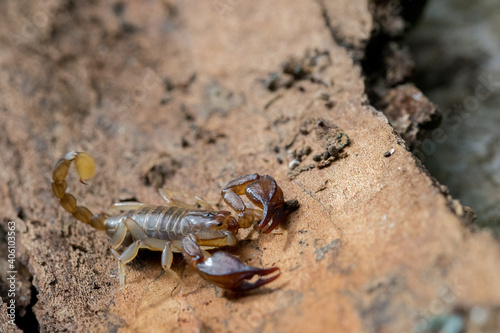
52,151,294,292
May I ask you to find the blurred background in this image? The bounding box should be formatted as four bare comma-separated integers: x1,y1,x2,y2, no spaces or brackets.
407,0,500,237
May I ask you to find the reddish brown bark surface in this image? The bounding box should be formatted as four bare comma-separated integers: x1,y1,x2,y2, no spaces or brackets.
1,1,499,332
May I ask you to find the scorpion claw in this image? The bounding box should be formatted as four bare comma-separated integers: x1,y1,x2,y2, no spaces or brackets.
196,252,280,291
183,235,280,291
244,175,286,234
222,174,290,233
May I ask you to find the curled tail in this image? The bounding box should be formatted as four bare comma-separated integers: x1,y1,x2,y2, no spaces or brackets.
52,151,107,231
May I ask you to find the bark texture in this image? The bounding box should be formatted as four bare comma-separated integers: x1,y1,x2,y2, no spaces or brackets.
0,1,499,332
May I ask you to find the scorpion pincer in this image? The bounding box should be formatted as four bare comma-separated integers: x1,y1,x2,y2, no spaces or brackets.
51,151,295,292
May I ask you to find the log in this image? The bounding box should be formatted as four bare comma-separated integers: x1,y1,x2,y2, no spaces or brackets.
1,1,499,332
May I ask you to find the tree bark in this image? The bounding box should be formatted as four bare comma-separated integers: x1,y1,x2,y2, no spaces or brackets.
1,1,499,332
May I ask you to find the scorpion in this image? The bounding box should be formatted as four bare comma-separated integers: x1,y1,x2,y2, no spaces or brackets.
51,151,296,291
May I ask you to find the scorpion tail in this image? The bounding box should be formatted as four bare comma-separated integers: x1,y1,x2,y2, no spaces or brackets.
52,151,107,231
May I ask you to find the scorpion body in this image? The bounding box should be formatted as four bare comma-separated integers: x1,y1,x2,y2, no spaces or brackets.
105,206,238,247
52,151,294,291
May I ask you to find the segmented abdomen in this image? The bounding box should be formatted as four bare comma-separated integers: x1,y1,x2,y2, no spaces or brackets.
106,206,201,241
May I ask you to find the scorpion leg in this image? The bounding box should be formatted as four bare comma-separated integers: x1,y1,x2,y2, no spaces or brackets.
160,188,215,211
222,174,286,233
111,240,139,286
160,242,182,283
195,196,214,211
159,188,200,209
109,220,127,249
182,234,280,291
111,217,180,285
110,202,154,212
